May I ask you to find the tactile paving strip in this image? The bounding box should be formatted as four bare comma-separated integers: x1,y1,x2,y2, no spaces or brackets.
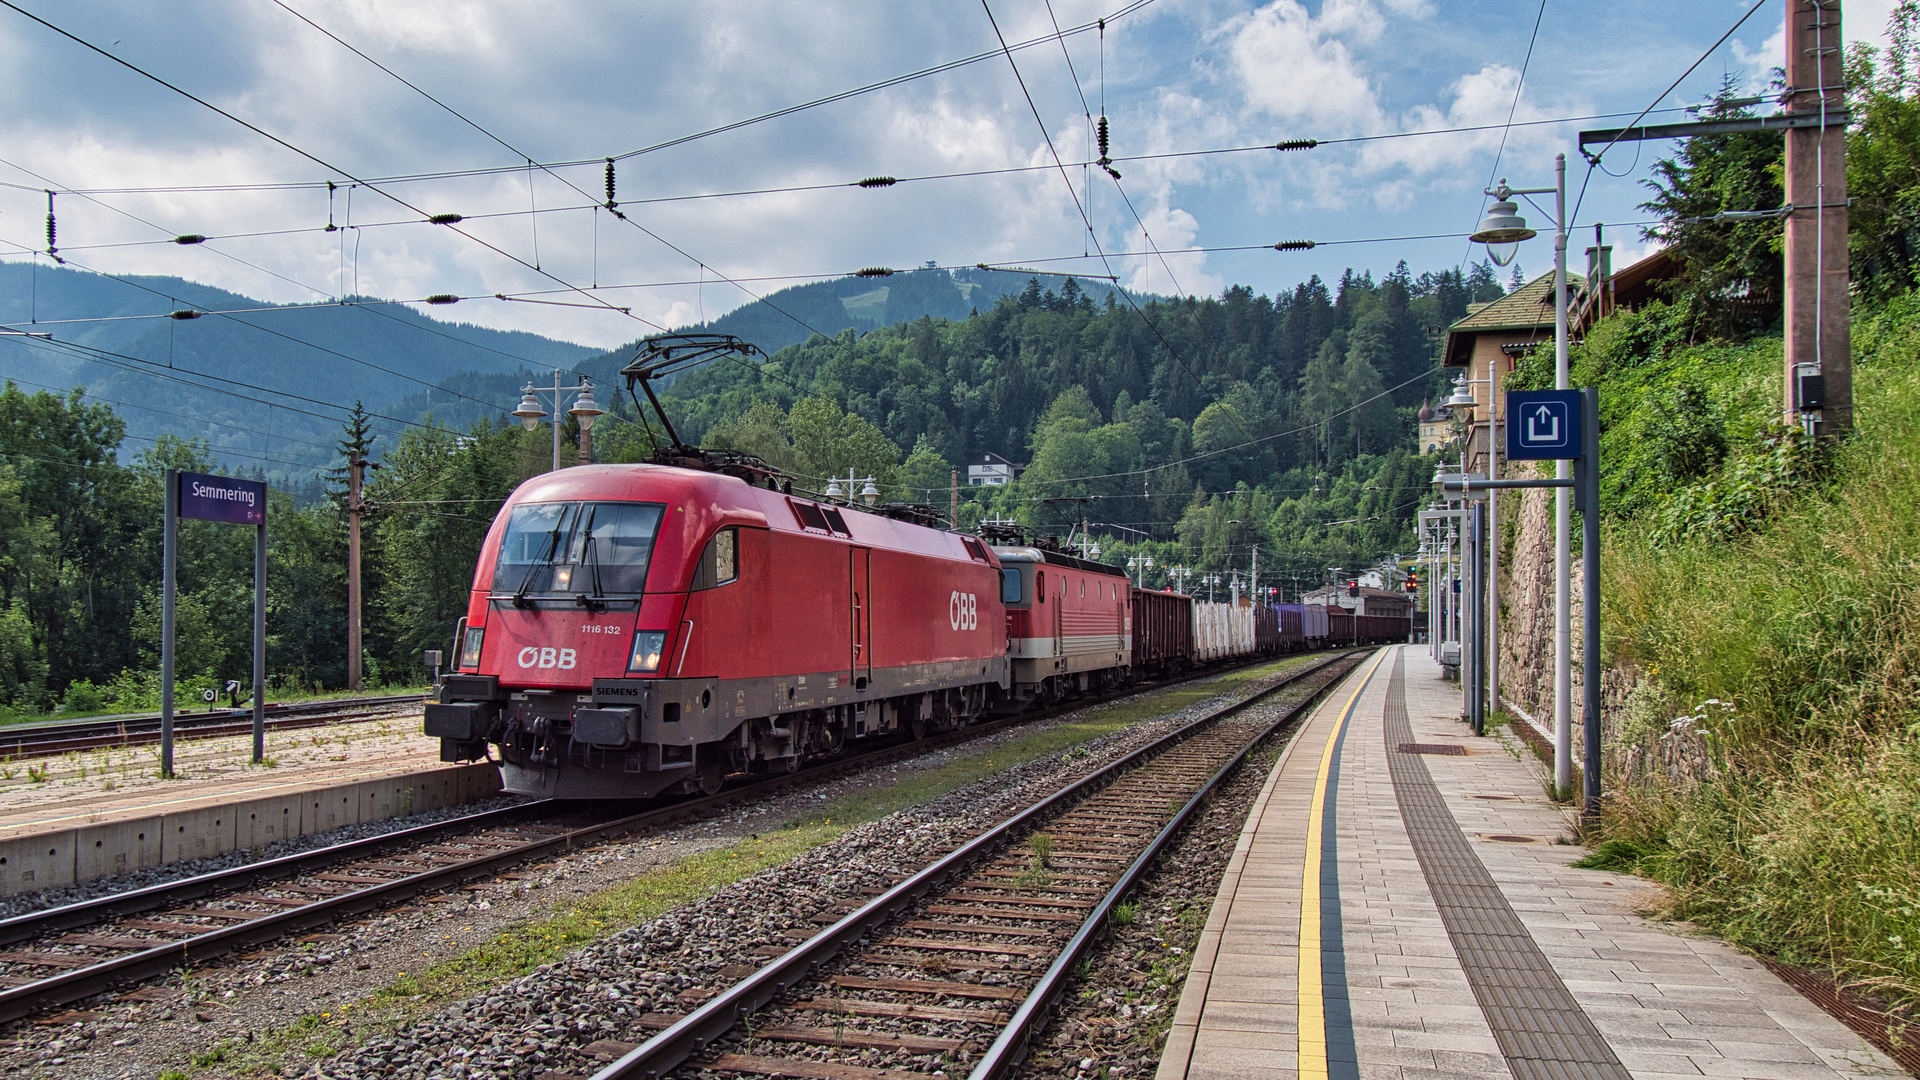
1382,652,1633,1080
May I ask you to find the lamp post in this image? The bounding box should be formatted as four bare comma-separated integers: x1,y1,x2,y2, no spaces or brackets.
1167,566,1192,594
514,371,604,473
1201,573,1221,603
1470,160,1572,794
1127,554,1154,588
824,471,882,506
1447,370,1501,717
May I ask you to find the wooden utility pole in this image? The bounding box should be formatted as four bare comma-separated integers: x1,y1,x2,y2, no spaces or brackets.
346,447,365,691
1579,0,1853,435
950,469,959,528
1785,0,1851,433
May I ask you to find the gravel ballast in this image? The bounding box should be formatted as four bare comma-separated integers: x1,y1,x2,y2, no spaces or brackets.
0,657,1333,1080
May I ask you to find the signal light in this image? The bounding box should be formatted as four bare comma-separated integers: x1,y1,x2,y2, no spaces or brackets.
1347,579,1360,598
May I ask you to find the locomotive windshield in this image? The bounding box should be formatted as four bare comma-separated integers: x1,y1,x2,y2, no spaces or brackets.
491,501,664,596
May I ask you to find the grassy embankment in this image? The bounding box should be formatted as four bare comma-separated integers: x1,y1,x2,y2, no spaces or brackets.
185,653,1321,1076
1585,293,1920,1004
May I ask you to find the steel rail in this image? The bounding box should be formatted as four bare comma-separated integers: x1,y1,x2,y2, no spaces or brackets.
0,694,429,760
587,649,1367,1080
0,649,1327,1022
968,654,1359,1079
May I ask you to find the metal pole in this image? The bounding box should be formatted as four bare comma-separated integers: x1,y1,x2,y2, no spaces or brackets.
1553,152,1574,796
161,470,177,779
1469,501,1485,734
552,368,563,473
252,518,266,763
1578,388,1603,824
1428,533,1438,657
347,449,364,692
1488,357,1501,714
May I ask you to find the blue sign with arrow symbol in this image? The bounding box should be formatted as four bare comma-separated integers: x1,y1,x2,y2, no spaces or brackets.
1505,389,1583,459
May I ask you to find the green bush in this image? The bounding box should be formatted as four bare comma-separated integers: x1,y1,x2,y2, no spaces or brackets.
59,680,105,714
1598,293,1920,1001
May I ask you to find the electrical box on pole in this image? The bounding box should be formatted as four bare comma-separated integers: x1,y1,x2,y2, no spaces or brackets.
1784,0,1851,434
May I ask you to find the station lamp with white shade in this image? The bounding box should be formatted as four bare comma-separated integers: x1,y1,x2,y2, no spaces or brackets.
1468,181,1538,267
514,372,600,471
513,386,547,431
1466,157,1574,799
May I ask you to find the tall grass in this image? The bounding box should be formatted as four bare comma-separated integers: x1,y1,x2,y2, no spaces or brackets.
1599,294,1920,999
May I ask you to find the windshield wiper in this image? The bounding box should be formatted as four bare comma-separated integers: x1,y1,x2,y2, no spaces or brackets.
513,520,567,608
576,529,608,612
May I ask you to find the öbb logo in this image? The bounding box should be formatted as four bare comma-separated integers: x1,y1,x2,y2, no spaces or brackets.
949,591,977,631
517,646,578,670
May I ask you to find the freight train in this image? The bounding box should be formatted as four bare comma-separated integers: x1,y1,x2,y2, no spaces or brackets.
424,460,1407,800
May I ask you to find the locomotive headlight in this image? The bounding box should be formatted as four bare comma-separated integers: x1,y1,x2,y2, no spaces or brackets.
552,564,573,590
628,630,667,673
458,626,485,669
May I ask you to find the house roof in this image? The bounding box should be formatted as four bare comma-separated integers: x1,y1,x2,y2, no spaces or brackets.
1450,271,1582,332
1572,247,1681,332
1442,270,1584,367
969,452,1020,468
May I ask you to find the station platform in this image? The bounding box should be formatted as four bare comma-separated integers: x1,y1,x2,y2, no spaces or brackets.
0,710,500,896
1157,645,1899,1080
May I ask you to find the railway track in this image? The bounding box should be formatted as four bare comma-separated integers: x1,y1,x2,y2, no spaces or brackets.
0,651,1340,1025
0,694,429,760
578,648,1370,1080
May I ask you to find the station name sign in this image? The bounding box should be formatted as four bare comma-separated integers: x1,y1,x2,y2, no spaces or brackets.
178,471,266,524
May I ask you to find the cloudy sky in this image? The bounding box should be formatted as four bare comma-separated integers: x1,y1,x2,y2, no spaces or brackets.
0,0,1900,350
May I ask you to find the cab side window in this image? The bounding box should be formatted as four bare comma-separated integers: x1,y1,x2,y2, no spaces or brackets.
1001,568,1023,604
691,527,739,590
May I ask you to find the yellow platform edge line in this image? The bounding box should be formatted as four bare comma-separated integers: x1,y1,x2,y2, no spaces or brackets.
1297,649,1389,1080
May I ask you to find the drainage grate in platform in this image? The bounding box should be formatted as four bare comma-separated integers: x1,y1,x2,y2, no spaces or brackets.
1384,652,1633,1080
1398,742,1466,756
1761,958,1920,1076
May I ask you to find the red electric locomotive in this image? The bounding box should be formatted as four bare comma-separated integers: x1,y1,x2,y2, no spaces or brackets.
987,539,1132,704
426,463,1010,799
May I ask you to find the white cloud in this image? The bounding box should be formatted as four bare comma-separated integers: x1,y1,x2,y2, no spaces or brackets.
1223,0,1385,132
1360,63,1571,179
307,0,502,55
1122,197,1221,299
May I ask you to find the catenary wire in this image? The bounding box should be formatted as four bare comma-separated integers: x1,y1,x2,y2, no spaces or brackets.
258,0,838,359
1457,0,1548,275
0,106,1692,202
1571,0,1772,227
0,1,662,334
978,0,1208,390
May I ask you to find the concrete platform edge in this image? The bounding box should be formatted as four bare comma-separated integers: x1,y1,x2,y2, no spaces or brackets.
1156,652,1375,1080
0,762,501,897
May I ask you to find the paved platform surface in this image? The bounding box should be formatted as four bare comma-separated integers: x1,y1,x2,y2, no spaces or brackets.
0,706,500,894
1157,644,1900,1080
0,703,439,839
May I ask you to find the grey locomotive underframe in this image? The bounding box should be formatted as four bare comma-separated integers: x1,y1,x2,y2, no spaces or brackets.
427,657,1012,799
